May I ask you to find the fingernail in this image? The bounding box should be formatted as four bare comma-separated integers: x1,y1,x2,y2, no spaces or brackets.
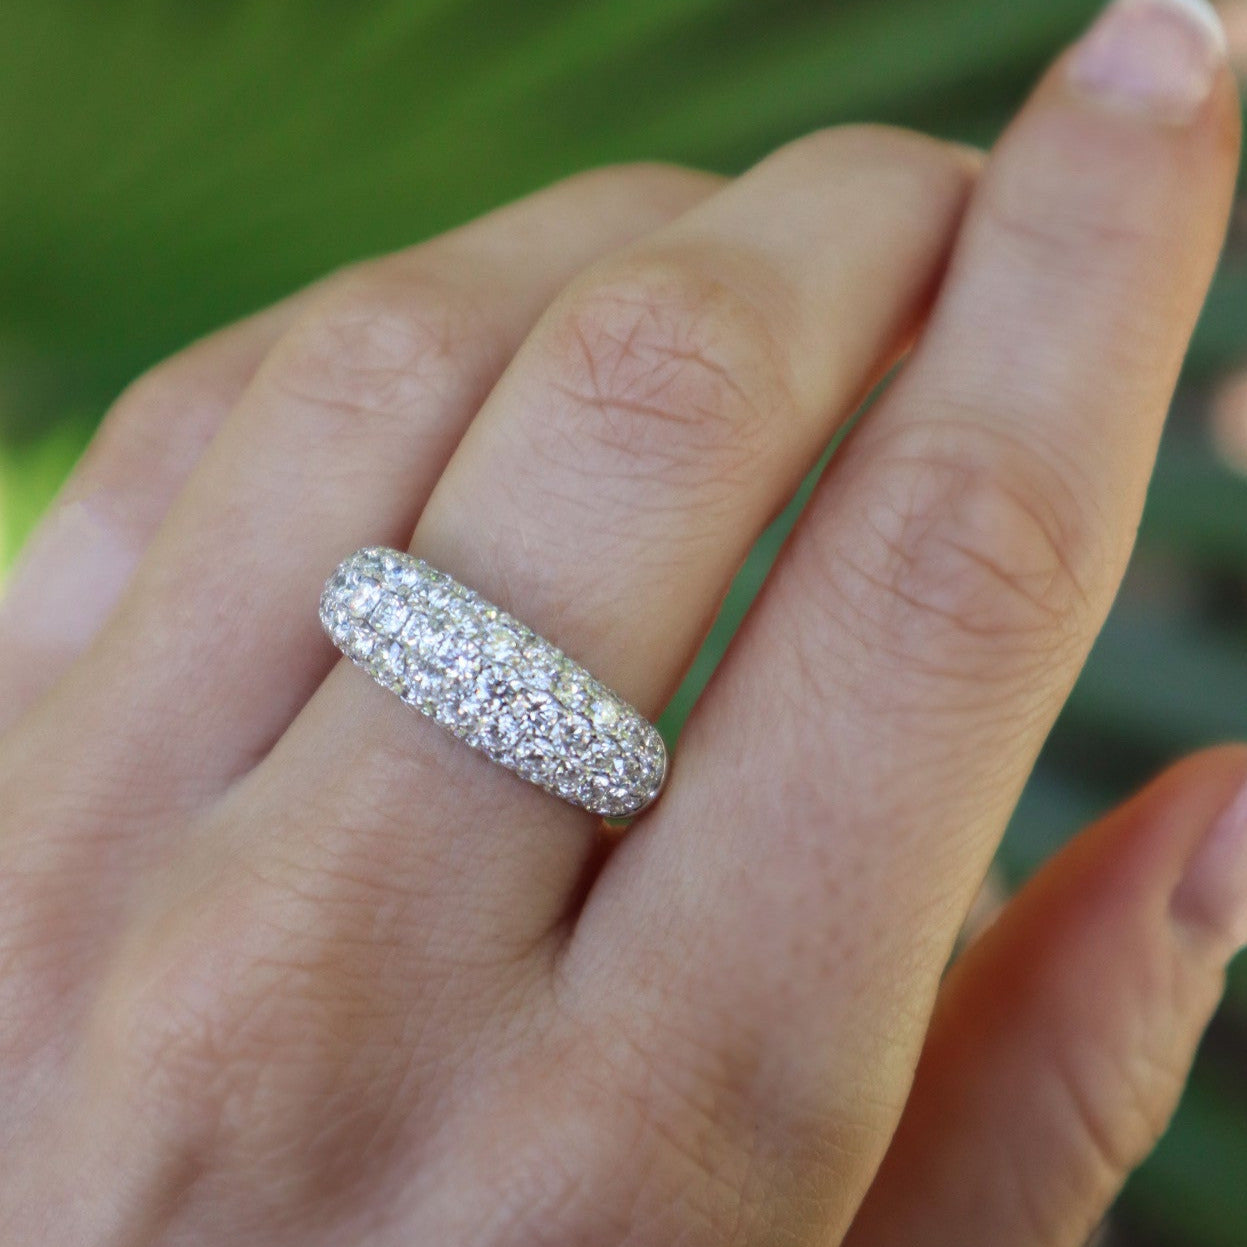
1067,0,1227,123
1172,772,1247,950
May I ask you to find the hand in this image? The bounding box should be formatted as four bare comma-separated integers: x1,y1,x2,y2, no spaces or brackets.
1,2,1242,1243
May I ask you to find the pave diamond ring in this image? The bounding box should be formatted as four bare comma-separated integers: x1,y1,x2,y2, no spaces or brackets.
320,548,668,819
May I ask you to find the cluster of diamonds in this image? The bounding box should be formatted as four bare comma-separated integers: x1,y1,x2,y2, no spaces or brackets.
320,548,668,819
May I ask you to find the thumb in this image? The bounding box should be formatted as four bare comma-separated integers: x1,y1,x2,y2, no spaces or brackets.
845,745,1247,1247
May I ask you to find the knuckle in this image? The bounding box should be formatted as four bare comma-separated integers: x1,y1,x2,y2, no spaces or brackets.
988,194,1153,286
1051,1042,1138,1186
1028,1028,1189,1244
544,993,837,1244
91,354,235,491
556,1053,764,1244
562,160,720,215
540,256,797,489
437,1059,730,1246
776,122,980,198
846,422,1101,661
265,268,486,434
109,359,202,437
83,867,444,1189
978,140,1163,288
90,918,274,1128
85,888,351,1161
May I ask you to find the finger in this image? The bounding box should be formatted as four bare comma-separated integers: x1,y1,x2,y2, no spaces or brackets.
0,301,301,732
0,166,721,1043
249,125,978,957
8,164,718,820
573,0,1240,1232
846,747,1247,1247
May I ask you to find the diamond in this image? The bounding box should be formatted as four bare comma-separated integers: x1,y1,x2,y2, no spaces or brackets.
425,583,456,613
370,595,410,637
346,580,382,617
483,623,522,666
478,708,522,753
351,628,377,660
398,611,426,644
554,672,588,712
369,640,406,688
326,605,352,646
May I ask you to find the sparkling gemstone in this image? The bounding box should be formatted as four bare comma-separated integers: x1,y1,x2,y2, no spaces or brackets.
589,697,619,730
554,673,588,711
346,580,382,617
327,606,352,645
370,640,406,687
351,629,377,660
391,562,423,592
370,596,410,637
425,584,456,612
484,623,522,666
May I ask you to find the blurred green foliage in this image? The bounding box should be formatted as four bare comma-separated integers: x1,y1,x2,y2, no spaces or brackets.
1,2,1245,1243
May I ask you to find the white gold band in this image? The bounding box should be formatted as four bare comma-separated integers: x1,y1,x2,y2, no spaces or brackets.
320,548,668,819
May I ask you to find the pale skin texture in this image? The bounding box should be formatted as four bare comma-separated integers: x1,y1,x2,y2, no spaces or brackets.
0,17,1243,1247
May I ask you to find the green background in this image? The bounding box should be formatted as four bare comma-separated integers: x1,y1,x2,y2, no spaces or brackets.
1,2,1244,1242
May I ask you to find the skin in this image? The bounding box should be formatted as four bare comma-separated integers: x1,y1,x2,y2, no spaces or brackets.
0,22,1242,1247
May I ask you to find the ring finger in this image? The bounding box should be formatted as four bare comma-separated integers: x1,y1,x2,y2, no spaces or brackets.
234,124,980,964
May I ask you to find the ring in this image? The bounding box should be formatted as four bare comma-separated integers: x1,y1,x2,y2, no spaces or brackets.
320,548,668,819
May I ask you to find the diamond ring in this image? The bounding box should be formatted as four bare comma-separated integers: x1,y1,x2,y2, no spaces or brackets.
320,548,668,819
